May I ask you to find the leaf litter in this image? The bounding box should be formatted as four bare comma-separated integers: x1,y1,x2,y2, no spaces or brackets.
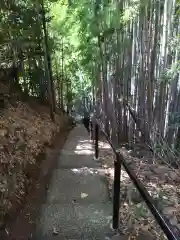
0,100,68,228
98,140,180,240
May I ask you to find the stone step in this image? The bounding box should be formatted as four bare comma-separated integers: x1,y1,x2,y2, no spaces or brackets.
61,148,94,156
58,154,100,169
32,235,126,240
34,203,113,239
45,169,109,203
34,125,117,240
62,141,94,153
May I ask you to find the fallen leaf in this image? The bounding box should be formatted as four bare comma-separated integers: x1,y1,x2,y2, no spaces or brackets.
81,192,88,198
170,217,178,226
52,227,59,235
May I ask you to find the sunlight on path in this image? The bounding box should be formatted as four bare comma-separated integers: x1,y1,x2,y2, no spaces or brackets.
34,124,116,239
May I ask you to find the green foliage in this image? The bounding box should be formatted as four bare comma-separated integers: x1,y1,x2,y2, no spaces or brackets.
2,0,179,113
0,0,55,101
160,60,180,84
49,0,96,100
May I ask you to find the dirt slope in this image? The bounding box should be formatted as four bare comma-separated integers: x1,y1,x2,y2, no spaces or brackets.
0,80,70,230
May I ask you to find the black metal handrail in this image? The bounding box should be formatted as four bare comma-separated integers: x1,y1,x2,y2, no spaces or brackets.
93,119,180,240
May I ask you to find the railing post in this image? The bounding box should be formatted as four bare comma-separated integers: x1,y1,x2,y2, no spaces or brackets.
113,153,121,230
90,119,93,140
95,122,99,159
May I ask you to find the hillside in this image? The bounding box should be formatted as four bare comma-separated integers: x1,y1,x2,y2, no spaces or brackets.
0,79,71,232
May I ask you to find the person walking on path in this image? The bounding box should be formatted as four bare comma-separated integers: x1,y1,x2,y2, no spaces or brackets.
82,111,90,133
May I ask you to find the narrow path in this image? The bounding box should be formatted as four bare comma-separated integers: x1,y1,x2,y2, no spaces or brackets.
34,124,114,239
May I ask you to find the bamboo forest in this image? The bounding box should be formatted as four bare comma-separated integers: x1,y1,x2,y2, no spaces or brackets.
0,0,180,239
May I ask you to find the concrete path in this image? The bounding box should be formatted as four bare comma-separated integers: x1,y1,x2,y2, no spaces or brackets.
34,124,115,239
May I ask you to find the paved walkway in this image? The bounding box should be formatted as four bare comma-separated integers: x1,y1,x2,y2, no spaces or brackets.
34,124,115,239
